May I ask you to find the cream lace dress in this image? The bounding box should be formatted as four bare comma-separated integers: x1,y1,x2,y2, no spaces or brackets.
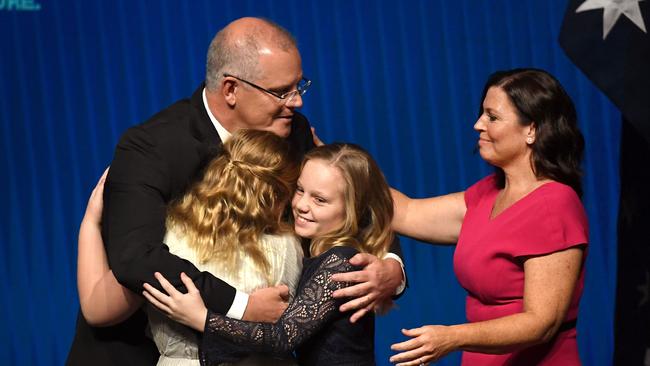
147,225,303,366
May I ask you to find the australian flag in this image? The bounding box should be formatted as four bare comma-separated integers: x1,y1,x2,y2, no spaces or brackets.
559,1,650,365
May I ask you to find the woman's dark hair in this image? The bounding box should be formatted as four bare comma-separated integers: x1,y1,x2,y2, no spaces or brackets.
479,68,585,196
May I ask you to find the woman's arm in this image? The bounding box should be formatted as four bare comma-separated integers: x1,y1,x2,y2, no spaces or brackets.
391,189,466,244
390,246,584,365
331,190,468,322
77,169,142,326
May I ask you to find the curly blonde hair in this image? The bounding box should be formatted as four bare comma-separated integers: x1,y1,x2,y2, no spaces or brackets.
303,143,394,258
166,129,299,278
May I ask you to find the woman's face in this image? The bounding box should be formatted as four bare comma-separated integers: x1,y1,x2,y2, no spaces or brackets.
474,86,533,168
292,159,346,239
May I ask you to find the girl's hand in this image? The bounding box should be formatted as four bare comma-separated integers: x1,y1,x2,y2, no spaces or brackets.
143,272,208,332
84,168,109,225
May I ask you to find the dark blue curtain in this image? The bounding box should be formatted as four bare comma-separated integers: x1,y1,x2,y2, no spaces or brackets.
0,1,619,365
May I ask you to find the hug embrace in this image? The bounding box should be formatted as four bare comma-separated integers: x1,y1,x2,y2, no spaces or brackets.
68,17,588,366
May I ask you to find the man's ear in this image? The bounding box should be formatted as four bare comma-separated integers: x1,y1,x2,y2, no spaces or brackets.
222,78,238,107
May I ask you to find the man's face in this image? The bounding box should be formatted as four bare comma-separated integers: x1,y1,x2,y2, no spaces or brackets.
234,47,304,138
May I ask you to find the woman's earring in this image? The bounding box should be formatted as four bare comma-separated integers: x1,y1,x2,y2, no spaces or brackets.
526,137,534,144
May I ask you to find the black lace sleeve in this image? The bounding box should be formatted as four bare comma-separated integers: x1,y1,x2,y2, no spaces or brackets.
199,246,358,365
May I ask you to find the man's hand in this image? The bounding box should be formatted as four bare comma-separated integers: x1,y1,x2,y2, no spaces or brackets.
330,254,403,323
242,285,290,322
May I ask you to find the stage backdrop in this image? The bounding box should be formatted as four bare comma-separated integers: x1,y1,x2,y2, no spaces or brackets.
0,1,620,365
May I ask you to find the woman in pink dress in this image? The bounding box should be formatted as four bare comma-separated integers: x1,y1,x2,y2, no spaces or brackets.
389,68,588,365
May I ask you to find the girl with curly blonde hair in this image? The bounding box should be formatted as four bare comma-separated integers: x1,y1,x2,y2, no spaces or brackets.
78,129,304,366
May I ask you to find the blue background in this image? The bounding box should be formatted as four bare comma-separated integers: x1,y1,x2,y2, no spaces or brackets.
0,1,620,365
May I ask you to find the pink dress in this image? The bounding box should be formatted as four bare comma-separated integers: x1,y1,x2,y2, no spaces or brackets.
454,175,588,365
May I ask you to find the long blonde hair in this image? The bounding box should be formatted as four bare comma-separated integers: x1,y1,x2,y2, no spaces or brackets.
303,143,394,258
167,129,299,277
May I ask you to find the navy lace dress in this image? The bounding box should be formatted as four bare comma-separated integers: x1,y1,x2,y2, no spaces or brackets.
199,245,375,366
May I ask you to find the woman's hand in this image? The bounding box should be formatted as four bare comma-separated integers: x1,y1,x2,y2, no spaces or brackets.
311,127,325,146
143,272,208,332
83,168,109,225
390,325,458,366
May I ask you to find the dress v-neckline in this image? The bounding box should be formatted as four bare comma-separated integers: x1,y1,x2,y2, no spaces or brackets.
488,181,554,221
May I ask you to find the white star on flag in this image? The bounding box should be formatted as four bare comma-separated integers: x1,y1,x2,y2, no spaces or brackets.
576,0,648,39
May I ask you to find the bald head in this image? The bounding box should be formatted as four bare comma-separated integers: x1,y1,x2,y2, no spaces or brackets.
205,17,298,91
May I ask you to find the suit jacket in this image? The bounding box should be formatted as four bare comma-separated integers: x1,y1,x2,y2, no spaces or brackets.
66,84,315,366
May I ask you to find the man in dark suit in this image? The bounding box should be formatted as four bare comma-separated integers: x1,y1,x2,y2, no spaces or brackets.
67,17,405,366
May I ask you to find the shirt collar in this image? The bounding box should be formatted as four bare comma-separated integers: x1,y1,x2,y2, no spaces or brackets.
202,87,231,143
